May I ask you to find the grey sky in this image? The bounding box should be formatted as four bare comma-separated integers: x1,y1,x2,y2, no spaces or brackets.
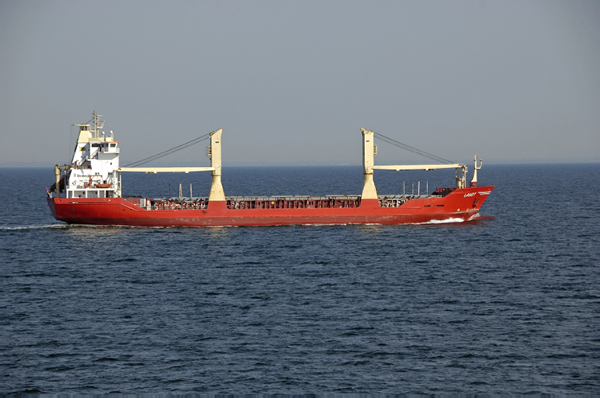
1,0,599,167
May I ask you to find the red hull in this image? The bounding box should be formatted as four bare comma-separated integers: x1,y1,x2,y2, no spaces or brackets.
48,186,494,227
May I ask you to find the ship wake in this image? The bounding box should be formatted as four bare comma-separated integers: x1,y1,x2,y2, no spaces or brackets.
0,224,68,231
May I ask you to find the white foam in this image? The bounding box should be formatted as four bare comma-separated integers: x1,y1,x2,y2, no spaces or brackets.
418,217,466,225
468,212,481,221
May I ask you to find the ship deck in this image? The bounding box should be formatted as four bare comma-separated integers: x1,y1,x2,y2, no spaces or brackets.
123,192,450,211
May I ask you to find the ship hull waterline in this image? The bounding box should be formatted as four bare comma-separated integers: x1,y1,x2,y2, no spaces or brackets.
48,186,493,227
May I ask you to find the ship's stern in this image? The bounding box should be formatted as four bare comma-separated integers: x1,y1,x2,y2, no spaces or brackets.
46,197,58,220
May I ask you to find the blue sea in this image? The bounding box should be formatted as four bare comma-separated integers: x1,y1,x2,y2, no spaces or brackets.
1,164,599,394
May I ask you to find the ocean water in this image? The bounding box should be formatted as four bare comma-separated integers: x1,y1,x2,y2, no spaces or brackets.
1,164,599,394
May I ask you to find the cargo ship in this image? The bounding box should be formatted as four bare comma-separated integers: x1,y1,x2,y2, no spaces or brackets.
47,111,494,227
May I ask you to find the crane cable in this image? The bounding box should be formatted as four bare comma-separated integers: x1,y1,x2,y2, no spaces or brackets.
121,132,212,191
123,133,211,168
124,131,453,167
374,132,455,164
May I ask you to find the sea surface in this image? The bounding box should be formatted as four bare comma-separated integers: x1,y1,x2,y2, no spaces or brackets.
1,164,599,394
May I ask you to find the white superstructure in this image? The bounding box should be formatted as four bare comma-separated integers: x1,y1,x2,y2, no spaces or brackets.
65,110,121,198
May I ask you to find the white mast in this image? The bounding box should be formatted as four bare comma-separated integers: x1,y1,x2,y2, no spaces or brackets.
470,154,482,188
361,128,378,200
207,128,225,202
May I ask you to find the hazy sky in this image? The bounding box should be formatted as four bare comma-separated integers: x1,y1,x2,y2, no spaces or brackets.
1,0,599,167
